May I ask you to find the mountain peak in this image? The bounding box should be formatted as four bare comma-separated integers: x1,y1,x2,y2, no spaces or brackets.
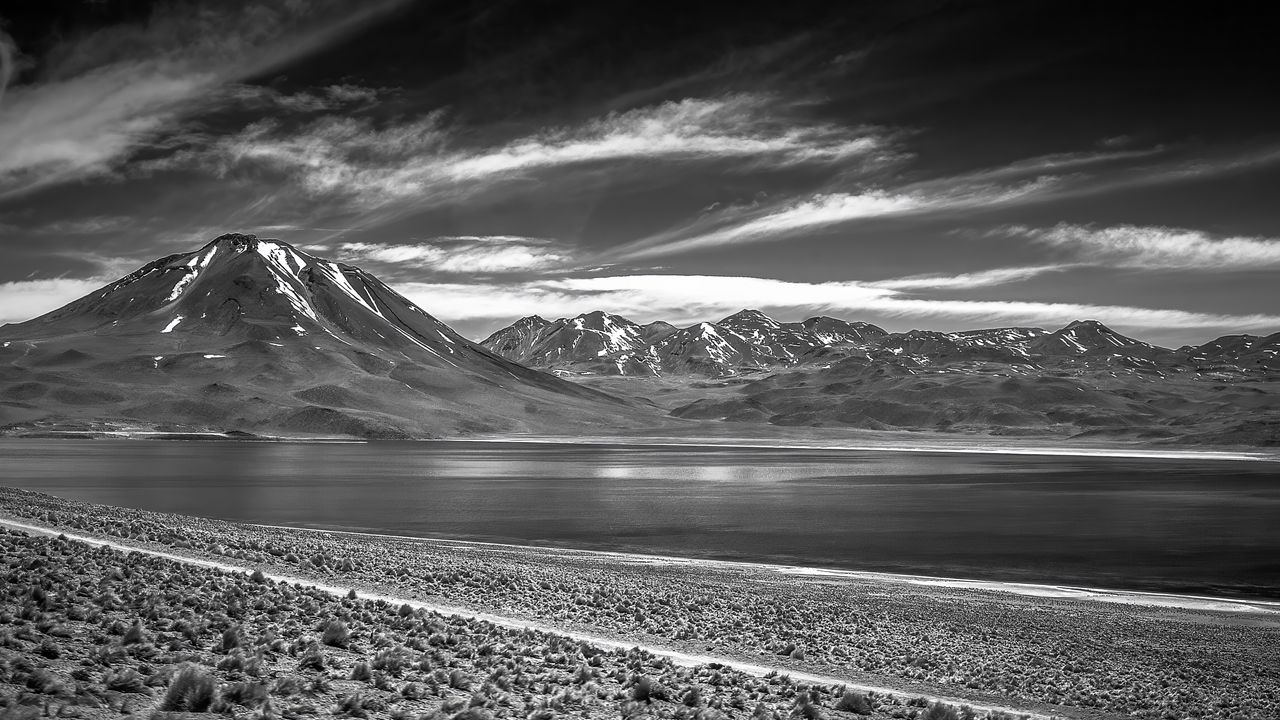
720,308,779,327
1063,319,1110,331
0,236,638,438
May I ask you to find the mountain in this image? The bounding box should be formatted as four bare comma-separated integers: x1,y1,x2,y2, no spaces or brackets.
1182,332,1280,372
786,316,887,347
665,322,1280,444
479,311,661,376
482,309,888,377
0,233,646,439
472,311,1275,444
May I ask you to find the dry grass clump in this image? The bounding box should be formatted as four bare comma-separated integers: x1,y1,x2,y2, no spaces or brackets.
0,526,1008,720
3,486,1279,720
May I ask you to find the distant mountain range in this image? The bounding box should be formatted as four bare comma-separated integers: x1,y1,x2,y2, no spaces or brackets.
2,234,1276,444
480,309,1280,445
481,310,1280,378
0,234,642,439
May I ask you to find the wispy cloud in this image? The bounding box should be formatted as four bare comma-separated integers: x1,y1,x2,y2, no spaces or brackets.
152,94,891,212
222,83,384,113
1004,223,1280,270
0,0,410,199
866,265,1069,290
391,274,1280,337
338,236,575,275
614,176,1058,260
29,216,137,235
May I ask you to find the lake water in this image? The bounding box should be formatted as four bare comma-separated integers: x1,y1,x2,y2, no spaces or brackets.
1,439,1278,598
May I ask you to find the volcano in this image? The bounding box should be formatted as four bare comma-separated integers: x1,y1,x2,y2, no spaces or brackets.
0,233,646,439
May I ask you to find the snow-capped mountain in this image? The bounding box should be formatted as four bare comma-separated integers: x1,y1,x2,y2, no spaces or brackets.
0,233,640,438
479,309,1276,379
480,309,851,377
786,316,887,347
479,311,661,376
1181,332,1280,372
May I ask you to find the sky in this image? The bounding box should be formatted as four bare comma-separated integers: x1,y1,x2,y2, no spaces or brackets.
1,0,1278,347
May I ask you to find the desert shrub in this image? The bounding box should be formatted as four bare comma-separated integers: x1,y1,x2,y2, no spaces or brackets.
372,647,407,675
351,661,373,682
682,687,703,707
222,681,269,708
453,709,493,720
298,644,326,671
449,669,472,690
322,620,351,648
122,620,148,645
836,691,872,715
792,696,821,720
250,569,267,583
102,667,148,693
36,639,60,659
336,691,383,718
631,676,655,703
219,625,242,651
273,675,303,696
25,668,64,695
921,703,960,720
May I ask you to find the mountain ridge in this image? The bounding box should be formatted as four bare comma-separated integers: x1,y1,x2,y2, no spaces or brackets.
0,234,646,439
480,308,1278,378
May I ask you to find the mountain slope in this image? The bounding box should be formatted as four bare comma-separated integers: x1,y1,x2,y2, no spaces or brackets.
0,233,647,439
480,311,661,376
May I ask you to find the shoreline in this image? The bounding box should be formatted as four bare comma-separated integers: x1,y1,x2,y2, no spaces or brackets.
252,521,1280,614
4,430,1276,461
459,434,1280,462
0,515,1055,720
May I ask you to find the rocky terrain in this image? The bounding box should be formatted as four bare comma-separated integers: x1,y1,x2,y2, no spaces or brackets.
485,311,1280,445
3,488,1278,720
0,234,649,440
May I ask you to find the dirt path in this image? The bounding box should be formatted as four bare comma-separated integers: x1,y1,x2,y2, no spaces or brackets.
0,515,1059,720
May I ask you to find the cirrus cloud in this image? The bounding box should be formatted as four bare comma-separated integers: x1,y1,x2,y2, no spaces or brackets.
0,0,412,199
1005,223,1280,270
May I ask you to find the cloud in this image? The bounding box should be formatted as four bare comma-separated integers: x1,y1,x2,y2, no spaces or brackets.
29,216,137,235
391,273,1280,336
0,0,411,199
614,177,1057,260
156,94,891,211
338,236,574,274
0,278,108,325
222,83,383,113
1005,223,1280,270
866,265,1068,290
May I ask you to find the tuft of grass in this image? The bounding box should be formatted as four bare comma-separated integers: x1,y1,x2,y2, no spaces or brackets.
322,620,351,648
122,620,148,645
835,691,872,715
159,664,217,712
921,702,961,720
103,667,149,694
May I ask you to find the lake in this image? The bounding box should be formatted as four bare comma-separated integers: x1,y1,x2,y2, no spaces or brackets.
2,438,1278,598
